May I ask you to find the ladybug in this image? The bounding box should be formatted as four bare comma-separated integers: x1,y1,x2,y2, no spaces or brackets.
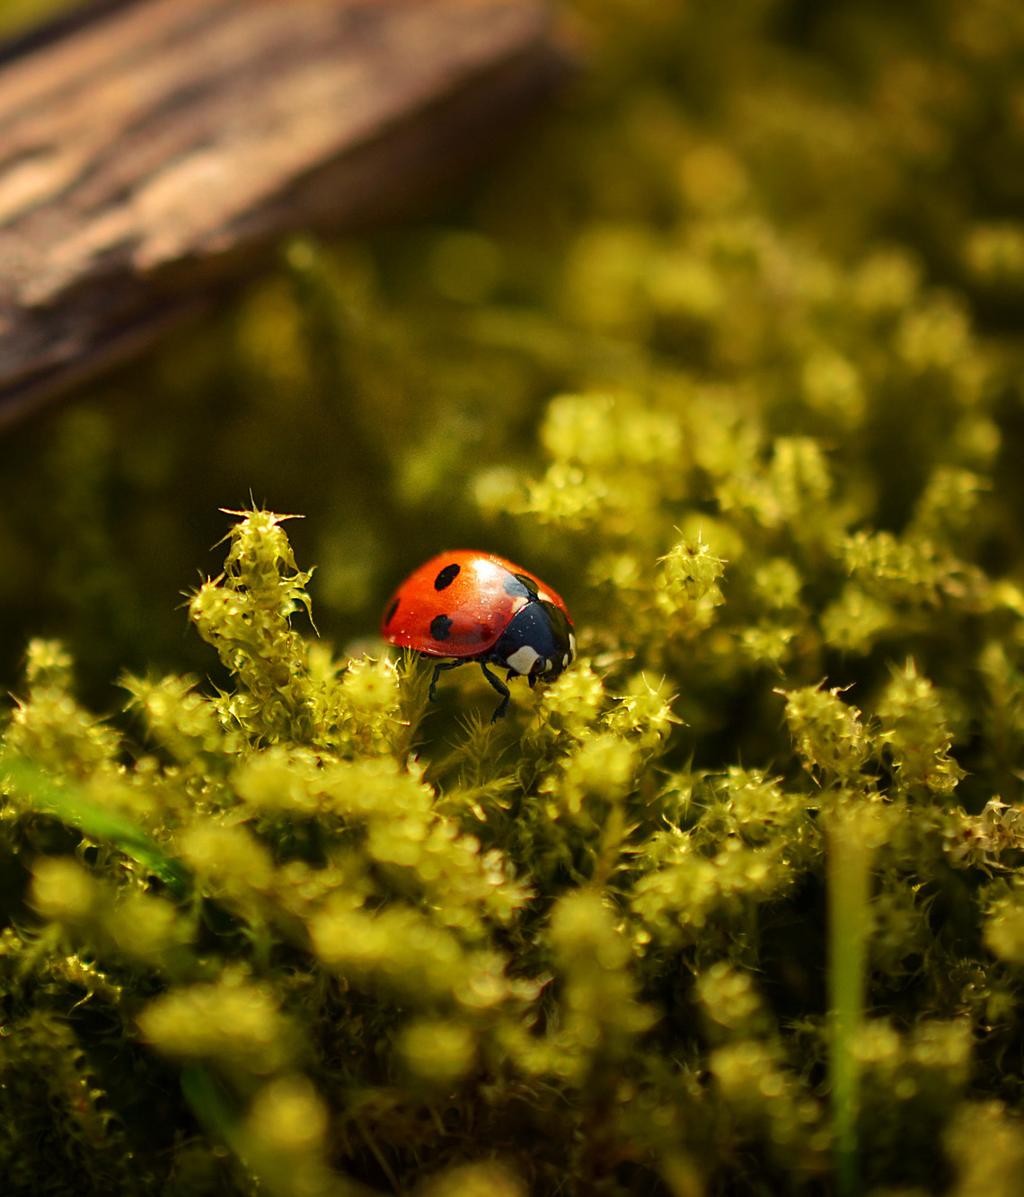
381,550,576,721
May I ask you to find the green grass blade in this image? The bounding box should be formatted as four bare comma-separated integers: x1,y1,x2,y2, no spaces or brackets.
0,751,191,898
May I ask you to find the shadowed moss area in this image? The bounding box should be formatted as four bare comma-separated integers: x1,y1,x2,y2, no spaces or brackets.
3,1,1024,1194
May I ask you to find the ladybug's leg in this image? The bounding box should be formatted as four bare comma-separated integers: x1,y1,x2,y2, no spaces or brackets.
429,660,464,703
479,663,511,722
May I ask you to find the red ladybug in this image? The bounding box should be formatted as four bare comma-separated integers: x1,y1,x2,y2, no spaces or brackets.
381,550,576,721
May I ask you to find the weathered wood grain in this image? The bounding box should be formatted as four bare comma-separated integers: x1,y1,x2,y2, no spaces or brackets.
0,0,564,425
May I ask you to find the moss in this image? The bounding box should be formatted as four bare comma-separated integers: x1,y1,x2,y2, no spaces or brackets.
0,501,1015,1195
3,0,1024,1192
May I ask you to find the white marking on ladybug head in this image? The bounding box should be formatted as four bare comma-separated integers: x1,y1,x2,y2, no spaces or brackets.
568,633,576,659
538,590,553,604
506,645,540,676
562,653,569,668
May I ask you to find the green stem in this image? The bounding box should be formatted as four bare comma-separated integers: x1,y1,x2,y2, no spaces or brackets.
827,804,877,1197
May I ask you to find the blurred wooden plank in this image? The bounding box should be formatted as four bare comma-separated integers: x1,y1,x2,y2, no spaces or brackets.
0,0,565,425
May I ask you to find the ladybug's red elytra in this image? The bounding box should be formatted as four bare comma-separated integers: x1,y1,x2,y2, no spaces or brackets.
381,550,576,721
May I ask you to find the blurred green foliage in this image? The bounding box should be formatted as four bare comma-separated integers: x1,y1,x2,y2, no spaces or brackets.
3,0,1024,1193
0,0,75,38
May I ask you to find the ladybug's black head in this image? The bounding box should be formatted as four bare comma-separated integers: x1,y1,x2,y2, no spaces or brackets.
491,599,575,683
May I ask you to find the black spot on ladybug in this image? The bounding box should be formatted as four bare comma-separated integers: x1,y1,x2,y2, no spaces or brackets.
385,597,399,626
430,614,453,641
434,563,460,591
504,573,533,599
